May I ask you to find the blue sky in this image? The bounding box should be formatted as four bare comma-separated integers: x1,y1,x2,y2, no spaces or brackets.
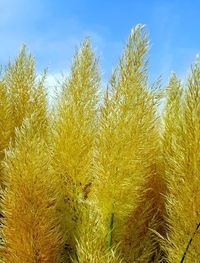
0,0,199,88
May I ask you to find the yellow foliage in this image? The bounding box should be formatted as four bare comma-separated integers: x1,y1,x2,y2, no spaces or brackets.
72,201,123,263
0,81,12,180
0,24,199,263
2,46,48,140
163,62,200,262
93,24,165,262
51,37,100,261
0,115,63,263
0,46,48,187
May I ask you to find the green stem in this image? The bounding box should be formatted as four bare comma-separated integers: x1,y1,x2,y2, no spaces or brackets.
75,251,79,263
180,222,200,263
108,212,114,250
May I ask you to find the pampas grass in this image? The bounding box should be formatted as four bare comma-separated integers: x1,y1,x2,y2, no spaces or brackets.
0,24,199,263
